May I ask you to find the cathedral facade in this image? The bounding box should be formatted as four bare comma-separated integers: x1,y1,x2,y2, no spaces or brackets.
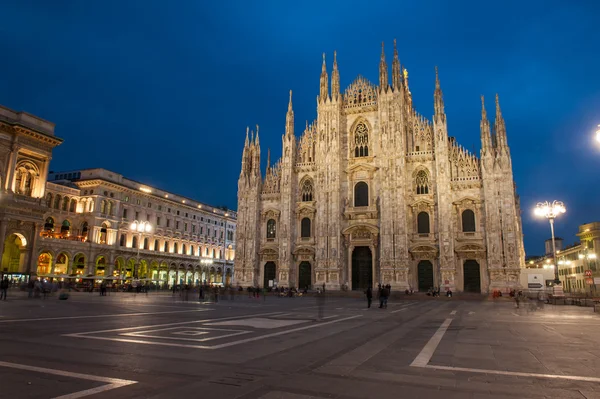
235,42,525,293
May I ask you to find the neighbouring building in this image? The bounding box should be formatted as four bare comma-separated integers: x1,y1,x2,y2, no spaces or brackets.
0,103,237,286
527,222,600,294
235,42,525,293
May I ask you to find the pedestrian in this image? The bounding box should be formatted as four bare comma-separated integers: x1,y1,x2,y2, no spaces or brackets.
322,283,326,293
365,286,372,308
199,285,204,301
382,285,389,308
27,279,34,298
0,277,9,300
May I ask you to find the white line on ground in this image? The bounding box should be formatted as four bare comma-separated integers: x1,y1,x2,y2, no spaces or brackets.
422,364,600,383
468,311,475,316
391,308,407,314
450,310,457,315
63,312,284,336
0,360,137,399
410,318,452,367
0,309,211,323
322,315,338,319
512,312,520,317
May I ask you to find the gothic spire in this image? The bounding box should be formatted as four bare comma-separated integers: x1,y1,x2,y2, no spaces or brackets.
392,38,401,90
434,66,445,122
480,96,493,154
494,94,508,148
331,50,340,100
319,53,329,102
286,90,294,137
266,148,271,170
379,41,389,90
244,126,249,147
255,124,260,146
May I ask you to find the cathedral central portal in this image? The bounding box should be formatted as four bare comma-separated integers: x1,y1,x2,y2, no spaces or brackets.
351,246,373,290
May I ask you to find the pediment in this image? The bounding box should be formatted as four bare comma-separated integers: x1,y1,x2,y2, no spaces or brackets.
261,208,280,222
347,162,378,174
452,196,482,206
258,247,278,255
409,244,438,253
342,223,379,237
296,203,316,216
455,244,486,253
409,198,434,209
292,246,316,255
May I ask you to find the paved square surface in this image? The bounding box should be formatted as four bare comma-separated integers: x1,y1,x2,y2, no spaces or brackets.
1,291,600,398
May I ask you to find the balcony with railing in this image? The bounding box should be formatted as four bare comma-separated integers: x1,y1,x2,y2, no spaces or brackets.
40,230,88,243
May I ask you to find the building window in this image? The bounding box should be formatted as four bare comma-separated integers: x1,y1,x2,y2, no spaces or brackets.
415,170,430,195
176,221,180,230
158,205,162,211
154,239,159,251
168,208,171,213
119,234,126,247
354,122,369,157
462,209,476,232
266,219,276,239
132,236,138,249
200,227,204,235
182,244,187,255
177,210,180,216
123,208,128,219
354,182,369,207
124,195,129,202
146,213,150,221
184,223,188,232
417,212,430,234
148,202,152,208
301,217,311,238
208,228,211,237
136,199,141,205
44,217,55,232
174,243,178,253
144,237,149,250
157,217,161,226
192,225,196,233
167,219,171,228
164,241,169,252
135,211,139,220
185,213,188,218
301,179,313,202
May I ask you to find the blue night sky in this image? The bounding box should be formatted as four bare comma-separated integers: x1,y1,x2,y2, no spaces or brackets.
1,0,599,256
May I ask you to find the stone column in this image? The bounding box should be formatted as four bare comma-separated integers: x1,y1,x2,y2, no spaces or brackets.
5,142,18,192
26,224,42,275
0,220,8,269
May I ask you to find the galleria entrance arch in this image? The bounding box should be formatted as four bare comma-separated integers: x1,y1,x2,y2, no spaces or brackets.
351,246,372,291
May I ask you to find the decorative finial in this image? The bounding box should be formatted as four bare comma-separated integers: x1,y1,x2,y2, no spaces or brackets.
403,67,408,80
255,124,260,143
288,90,293,111
334,50,337,64
481,95,487,117
435,66,439,86
322,52,326,64
381,41,385,58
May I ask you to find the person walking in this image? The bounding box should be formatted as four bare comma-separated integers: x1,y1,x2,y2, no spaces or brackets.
365,286,373,308
0,277,9,300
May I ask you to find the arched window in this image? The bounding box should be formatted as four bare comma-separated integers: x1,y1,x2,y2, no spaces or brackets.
54,194,61,209
62,196,69,211
100,200,106,214
60,220,70,234
45,193,53,208
69,199,77,213
154,240,159,251
212,249,216,258
164,241,169,252
182,244,187,255
354,182,369,207
44,217,55,232
354,122,369,157
462,209,476,232
301,179,313,202
417,212,430,234
301,217,311,238
415,170,430,195
132,236,138,249
106,201,113,216
144,237,149,250
119,234,126,247
173,242,178,253
266,219,276,239
190,245,195,256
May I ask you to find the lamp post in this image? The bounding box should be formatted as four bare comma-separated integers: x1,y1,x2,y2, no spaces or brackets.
534,201,566,285
130,220,152,280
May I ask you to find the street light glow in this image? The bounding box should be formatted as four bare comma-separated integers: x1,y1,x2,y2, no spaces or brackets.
534,200,566,285
595,124,600,143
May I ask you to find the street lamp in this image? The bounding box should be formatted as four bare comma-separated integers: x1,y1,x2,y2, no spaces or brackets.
534,201,566,285
130,220,152,279
595,124,600,144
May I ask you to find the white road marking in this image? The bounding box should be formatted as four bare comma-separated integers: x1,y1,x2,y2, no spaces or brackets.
122,326,251,342
468,311,475,316
422,364,600,383
322,315,338,320
0,309,211,323
0,360,136,399
512,312,520,317
391,308,407,314
450,310,457,315
410,318,452,367
66,314,361,350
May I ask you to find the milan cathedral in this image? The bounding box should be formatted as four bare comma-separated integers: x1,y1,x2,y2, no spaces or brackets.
235,41,525,293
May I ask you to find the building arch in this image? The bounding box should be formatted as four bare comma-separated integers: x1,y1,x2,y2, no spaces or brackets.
1,233,28,273
266,219,276,239
62,196,70,211
44,217,55,232
95,255,107,276
414,168,430,195
462,209,476,232
69,198,77,212
301,217,311,238
54,194,62,209
417,212,430,234
73,253,86,275
14,161,39,196
300,177,314,202
54,252,69,275
60,219,71,235
37,251,53,276
350,118,372,158
45,192,53,208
